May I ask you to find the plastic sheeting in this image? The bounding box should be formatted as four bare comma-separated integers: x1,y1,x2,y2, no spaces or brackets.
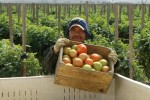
0,0,150,4
0,0,112,4
112,0,143,4
144,0,150,4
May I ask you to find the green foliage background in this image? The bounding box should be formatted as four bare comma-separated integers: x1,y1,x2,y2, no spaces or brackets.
0,39,41,77
0,5,149,84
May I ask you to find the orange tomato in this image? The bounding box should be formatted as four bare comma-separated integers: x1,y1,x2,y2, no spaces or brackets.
72,57,83,67
78,53,88,61
77,44,87,54
90,53,102,62
84,58,93,66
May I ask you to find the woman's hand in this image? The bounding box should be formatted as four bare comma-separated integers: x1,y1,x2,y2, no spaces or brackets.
54,38,70,53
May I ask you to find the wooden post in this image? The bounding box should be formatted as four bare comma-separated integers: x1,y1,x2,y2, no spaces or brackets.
43,4,46,15
74,4,77,15
107,3,110,28
36,4,39,26
119,4,122,22
8,4,13,47
28,4,31,11
55,4,58,18
22,4,26,76
17,4,21,23
58,4,61,38
114,4,119,42
85,1,89,23
50,4,52,13
63,4,66,18
46,4,49,16
68,4,70,18
0,3,2,14
103,4,106,14
32,3,35,20
99,4,102,16
128,4,133,79
79,4,82,16
148,5,150,19
94,4,97,13
141,4,144,30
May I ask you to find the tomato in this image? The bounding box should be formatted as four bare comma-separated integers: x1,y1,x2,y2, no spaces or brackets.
78,53,88,61
68,49,77,58
62,57,71,64
77,44,87,54
90,53,102,62
72,57,83,67
102,66,110,72
84,58,93,66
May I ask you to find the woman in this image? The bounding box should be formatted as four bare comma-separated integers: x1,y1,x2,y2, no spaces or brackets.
43,17,117,74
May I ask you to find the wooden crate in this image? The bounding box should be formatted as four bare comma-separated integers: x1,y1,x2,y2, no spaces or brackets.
54,41,114,93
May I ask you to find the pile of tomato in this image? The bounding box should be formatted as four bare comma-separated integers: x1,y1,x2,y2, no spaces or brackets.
62,44,110,72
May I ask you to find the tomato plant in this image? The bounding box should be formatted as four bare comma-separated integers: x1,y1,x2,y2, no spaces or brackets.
0,39,41,77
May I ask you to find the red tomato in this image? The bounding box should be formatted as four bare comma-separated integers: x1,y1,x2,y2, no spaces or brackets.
84,58,93,66
90,53,102,62
77,44,87,54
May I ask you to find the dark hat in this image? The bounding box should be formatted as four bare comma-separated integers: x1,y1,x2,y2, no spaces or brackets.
65,17,91,39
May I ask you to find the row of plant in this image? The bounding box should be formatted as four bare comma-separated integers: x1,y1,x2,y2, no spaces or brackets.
0,5,149,83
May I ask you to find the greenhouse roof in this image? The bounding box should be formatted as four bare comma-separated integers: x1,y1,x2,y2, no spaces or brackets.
0,0,150,4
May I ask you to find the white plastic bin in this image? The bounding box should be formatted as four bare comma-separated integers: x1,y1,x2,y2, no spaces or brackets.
0,74,149,100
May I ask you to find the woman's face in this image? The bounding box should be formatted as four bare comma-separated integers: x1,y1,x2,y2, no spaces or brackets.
69,26,86,42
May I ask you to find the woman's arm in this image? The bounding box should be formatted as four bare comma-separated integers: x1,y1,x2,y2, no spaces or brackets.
43,38,69,74
43,46,59,74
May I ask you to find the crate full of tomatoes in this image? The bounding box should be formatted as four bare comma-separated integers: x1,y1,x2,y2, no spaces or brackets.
54,41,114,93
